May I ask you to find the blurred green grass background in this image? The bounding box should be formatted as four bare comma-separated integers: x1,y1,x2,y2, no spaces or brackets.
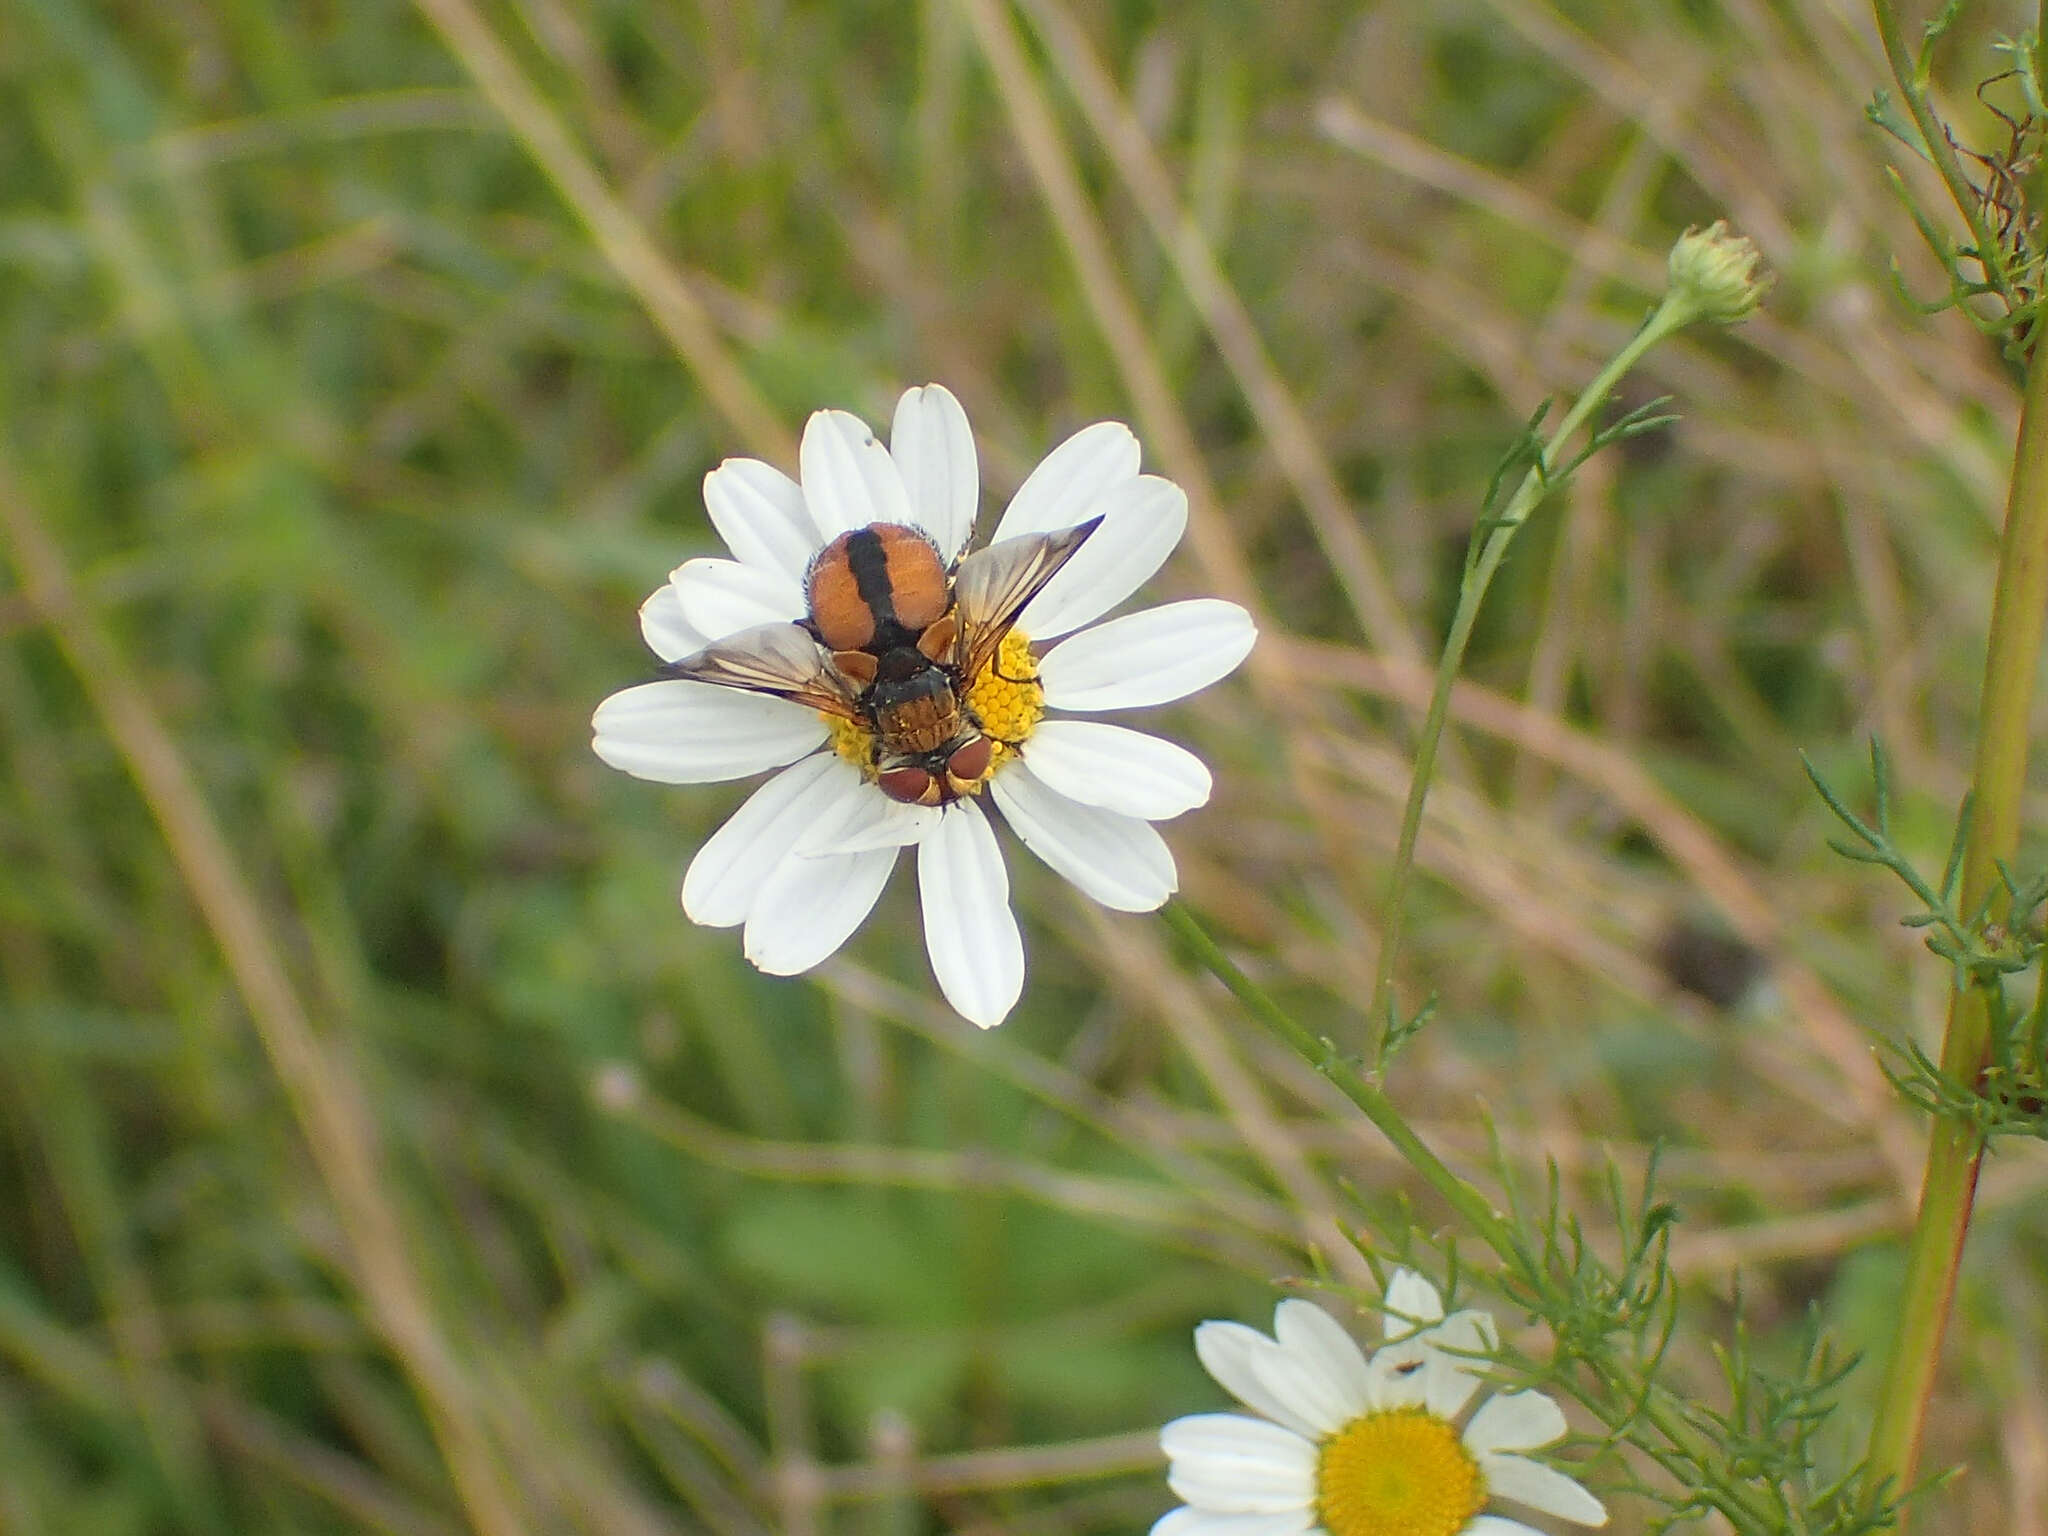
3,0,2046,1530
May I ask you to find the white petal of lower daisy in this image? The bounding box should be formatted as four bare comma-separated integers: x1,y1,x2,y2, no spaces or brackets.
742,841,897,975
1226,1306,1360,1436
639,584,709,663
703,457,820,584
1192,1323,1327,1441
1020,721,1211,820
990,764,1178,912
800,408,917,540
1270,1300,1375,1423
1017,474,1188,638
1365,1339,1432,1411
1362,1369,1499,1436
1413,1309,1496,1420
993,420,1141,541
1039,600,1256,711
592,682,826,783
891,384,979,561
1440,1308,1499,1351
1382,1270,1447,1338
1150,1507,1314,1536
917,802,1023,1028
1160,1413,1315,1470
1476,1451,1608,1526
673,558,807,642
1464,1390,1568,1456
1161,1416,1316,1513
1465,1518,1546,1536
682,754,847,927
1166,1465,1312,1516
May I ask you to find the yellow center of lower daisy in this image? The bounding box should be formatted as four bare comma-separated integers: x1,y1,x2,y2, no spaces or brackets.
821,630,1044,785
1315,1410,1486,1536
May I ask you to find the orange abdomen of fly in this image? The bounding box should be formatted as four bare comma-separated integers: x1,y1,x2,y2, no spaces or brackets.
805,524,951,654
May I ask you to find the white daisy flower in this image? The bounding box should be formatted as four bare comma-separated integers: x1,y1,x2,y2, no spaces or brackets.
1156,1272,1608,1536
592,384,1256,1029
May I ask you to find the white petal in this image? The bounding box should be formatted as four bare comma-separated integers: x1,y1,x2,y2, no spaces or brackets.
891,384,979,560
1228,1304,1359,1436
742,843,896,975
592,682,826,783
1382,1270,1446,1337
1160,1417,1319,1518
1366,1341,1431,1411
1414,1353,1480,1422
990,764,1177,912
1465,1519,1545,1536
639,584,709,663
1440,1308,1499,1351
1164,1469,1311,1517
1192,1323,1326,1441
703,457,821,583
917,802,1022,1028
799,792,943,855
993,420,1141,541
1161,1414,1316,1514
682,755,849,927
1021,721,1211,820
799,408,917,540
1477,1452,1608,1526
1039,600,1256,711
673,557,807,642
1270,1300,1374,1423
1161,1414,1316,1471
1150,1509,1313,1536
1415,1310,1495,1420
1464,1391,1568,1455
1017,475,1187,638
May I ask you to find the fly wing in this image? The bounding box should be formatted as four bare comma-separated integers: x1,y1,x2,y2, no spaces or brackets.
948,516,1103,682
659,622,862,720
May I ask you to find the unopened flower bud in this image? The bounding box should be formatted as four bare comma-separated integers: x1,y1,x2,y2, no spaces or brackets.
1666,221,1770,324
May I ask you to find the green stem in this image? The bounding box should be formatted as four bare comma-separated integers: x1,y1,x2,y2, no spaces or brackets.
1865,309,2048,1509
2037,0,2048,119
2030,945,2048,1073
1162,902,1525,1265
1367,296,1696,1041
1867,0,2019,307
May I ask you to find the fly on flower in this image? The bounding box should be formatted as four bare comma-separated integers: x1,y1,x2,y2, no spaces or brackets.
592,385,1255,1028
663,515,1102,806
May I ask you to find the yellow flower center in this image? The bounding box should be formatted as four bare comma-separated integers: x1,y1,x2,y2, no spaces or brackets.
962,630,1043,768
821,630,1044,787
1315,1410,1485,1536
824,711,878,771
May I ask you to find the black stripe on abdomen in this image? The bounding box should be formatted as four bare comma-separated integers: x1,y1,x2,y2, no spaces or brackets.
843,527,898,628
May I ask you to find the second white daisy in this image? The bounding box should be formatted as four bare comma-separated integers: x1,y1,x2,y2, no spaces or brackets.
1156,1271,1608,1536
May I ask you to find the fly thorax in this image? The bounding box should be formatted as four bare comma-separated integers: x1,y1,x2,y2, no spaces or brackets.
869,665,961,758
874,645,929,684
